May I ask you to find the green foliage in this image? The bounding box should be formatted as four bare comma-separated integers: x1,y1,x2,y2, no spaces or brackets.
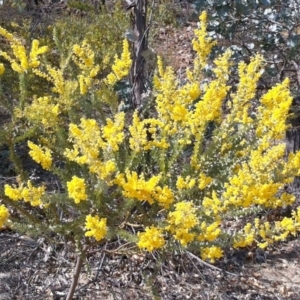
195,0,300,92
67,0,95,12
153,0,180,26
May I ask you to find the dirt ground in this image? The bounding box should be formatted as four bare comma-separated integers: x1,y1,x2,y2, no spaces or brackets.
1,229,300,300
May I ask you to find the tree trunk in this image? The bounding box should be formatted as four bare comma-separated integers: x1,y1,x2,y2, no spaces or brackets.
130,0,148,109
286,96,300,189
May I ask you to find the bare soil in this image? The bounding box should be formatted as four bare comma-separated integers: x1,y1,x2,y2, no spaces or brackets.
1,229,300,299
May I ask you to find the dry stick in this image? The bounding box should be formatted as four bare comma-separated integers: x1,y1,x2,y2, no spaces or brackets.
186,251,237,276
66,246,88,300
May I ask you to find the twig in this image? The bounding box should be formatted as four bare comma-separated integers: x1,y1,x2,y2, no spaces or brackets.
66,245,88,300
186,251,237,276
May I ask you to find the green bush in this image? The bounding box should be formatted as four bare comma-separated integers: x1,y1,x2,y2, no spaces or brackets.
1,10,300,272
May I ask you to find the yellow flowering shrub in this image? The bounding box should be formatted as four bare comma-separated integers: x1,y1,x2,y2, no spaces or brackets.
0,63,5,75
166,201,198,246
28,141,52,170
0,30,48,74
137,226,165,252
0,205,9,228
2,11,300,266
85,215,107,241
105,40,132,86
5,181,45,207
67,176,88,204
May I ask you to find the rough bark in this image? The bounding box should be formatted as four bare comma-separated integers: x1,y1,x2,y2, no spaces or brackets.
130,0,148,109
286,96,300,189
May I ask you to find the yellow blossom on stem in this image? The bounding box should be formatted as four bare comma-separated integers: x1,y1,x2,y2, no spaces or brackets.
256,78,292,140
115,170,174,207
0,205,9,228
85,215,107,241
5,181,45,206
102,112,125,152
200,246,223,263
233,223,256,248
227,55,264,125
67,176,88,204
29,39,48,68
198,221,221,242
152,185,174,209
4,184,23,201
0,63,5,75
64,118,104,164
72,40,100,95
166,201,198,246
198,173,213,190
192,11,217,70
168,201,198,229
115,170,161,204
0,26,16,42
28,141,52,170
0,28,47,73
89,159,116,181
21,181,45,206
20,96,60,128
105,39,132,86
176,176,196,190
46,66,65,95
73,40,95,69
137,226,165,252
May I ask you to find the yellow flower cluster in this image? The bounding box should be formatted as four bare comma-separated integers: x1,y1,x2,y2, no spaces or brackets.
65,118,104,164
73,40,100,95
64,114,125,180
102,112,125,152
233,212,300,250
188,51,232,166
233,222,256,248
154,57,198,129
200,246,223,263
0,26,15,42
256,78,292,140
67,176,87,204
105,39,132,86
198,173,213,190
17,96,60,129
0,27,48,73
73,40,95,69
176,176,196,190
34,66,66,95
115,170,174,208
137,226,165,252
166,201,198,246
85,215,107,241
222,141,296,210
202,192,223,217
0,205,9,228
198,221,221,242
0,63,5,75
227,55,264,125
28,141,52,170
5,181,45,206
192,11,217,71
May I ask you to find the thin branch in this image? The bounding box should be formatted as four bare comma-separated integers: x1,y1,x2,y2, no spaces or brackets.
66,245,88,300
186,251,237,276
